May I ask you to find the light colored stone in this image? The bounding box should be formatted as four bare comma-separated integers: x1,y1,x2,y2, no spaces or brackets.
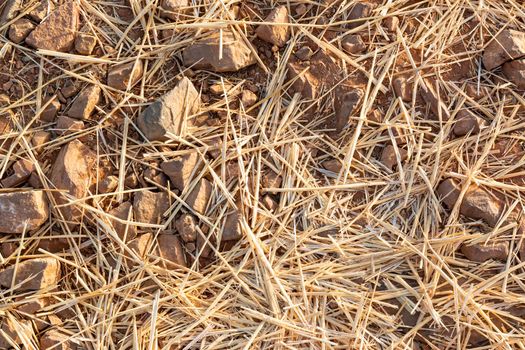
32,131,52,153
133,190,170,225
161,152,203,191
55,115,85,135
107,60,144,90
108,202,137,242
1,159,35,188
256,6,290,47
240,90,257,107
75,33,97,55
40,329,76,350
0,0,22,24
28,0,55,22
41,96,61,122
483,29,525,70
502,58,525,89
175,213,197,242
0,190,48,233
460,185,503,226
68,85,101,119
8,18,35,44
0,257,60,291
186,178,212,214
160,0,189,20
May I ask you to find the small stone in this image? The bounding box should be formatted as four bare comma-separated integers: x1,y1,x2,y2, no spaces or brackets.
175,213,197,242
0,0,21,24
28,172,43,188
256,6,290,47
384,16,399,32
16,296,50,315
99,175,118,194
261,195,278,212
0,257,60,290
0,190,48,233
56,115,85,135
40,97,61,122
108,202,137,241
25,2,80,52
334,88,364,132
40,329,76,350
261,170,282,190
107,60,144,90
161,152,203,191
133,190,170,225
240,90,257,107
502,58,525,89
348,2,375,29
157,234,186,269
75,33,97,55
138,77,201,141
393,76,412,102
209,83,232,95
61,83,80,98
461,242,509,262
436,178,461,209
186,178,212,215
323,158,342,173
1,242,17,257
124,173,139,189
482,29,525,71
295,46,313,61
295,4,308,16
32,131,52,153
380,145,408,170
182,30,256,72
143,167,168,188
68,85,101,119
222,209,242,241
8,18,35,44
453,109,481,136
0,94,10,105
160,0,189,21
28,0,55,22
36,237,70,253
1,159,35,188
460,185,503,226
342,35,366,54
0,319,32,349
420,79,450,120
49,140,96,224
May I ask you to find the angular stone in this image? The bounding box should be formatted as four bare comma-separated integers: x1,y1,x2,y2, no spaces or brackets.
160,0,189,20
384,16,399,32
68,85,101,119
37,237,70,253
32,131,52,153
380,145,408,170
393,76,412,102
453,109,481,136
436,178,461,209
107,60,144,90
56,115,84,135
323,158,342,173
335,88,364,132
261,169,282,190
175,213,197,242
40,329,76,350
240,90,257,107
420,79,450,120
295,46,313,61
222,209,242,241
0,190,48,233
138,77,201,140
25,2,80,52
28,0,55,22
161,152,203,191
482,30,525,70
0,319,32,349
261,195,278,212
256,6,290,47
348,2,375,29
75,33,96,55
133,190,170,225
0,0,21,24
108,202,137,241
157,234,186,269
8,18,35,44
461,242,509,262
186,178,212,214
460,185,503,226
98,175,118,194
1,159,35,188
41,96,61,122
342,34,366,54
0,257,60,291
49,140,96,223
502,58,525,89
182,30,256,72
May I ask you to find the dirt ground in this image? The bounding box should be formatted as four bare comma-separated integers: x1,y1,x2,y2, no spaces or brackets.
0,0,525,349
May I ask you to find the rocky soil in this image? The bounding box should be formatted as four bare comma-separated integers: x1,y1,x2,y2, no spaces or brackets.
0,0,525,349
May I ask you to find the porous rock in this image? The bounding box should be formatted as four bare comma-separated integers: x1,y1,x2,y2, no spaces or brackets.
68,85,101,120
133,190,170,225
0,257,61,291
256,6,290,47
161,152,203,191
0,190,49,233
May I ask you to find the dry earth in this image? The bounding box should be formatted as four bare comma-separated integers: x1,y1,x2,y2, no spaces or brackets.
0,0,525,349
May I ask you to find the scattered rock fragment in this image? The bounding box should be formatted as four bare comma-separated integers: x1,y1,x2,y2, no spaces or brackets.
461,242,509,262
28,0,55,22
75,33,97,55
40,97,61,122
133,190,170,225
0,257,60,290
40,329,77,350
61,83,80,98
342,35,366,54
393,76,412,102
160,0,189,21
0,0,21,24
157,234,187,269
482,29,525,70
295,46,313,61
98,175,118,194
8,18,35,44
323,158,343,173
1,159,35,188
182,30,256,72
502,58,525,89
334,88,364,132
460,185,503,226
25,2,80,52
380,145,408,170
261,195,278,211
32,131,52,153
108,202,137,241
186,178,212,214
453,109,481,136
161,152,203,191
384,16,399,32
138,77,201,141
0,190,48,233
107,60,144,90
175,213,197,242
348,2,375,29
68,85,101,119
56,115,85,135
420,79,450,120
256,6,290,47
0,319,32,349
222,209,242,241
261,169,282,190
37,236,70,253
49,140,96,224
240,90,257,107
436,178,461,209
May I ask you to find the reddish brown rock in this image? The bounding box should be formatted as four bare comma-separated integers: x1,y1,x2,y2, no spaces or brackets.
295,46,313,61
175,213,197,242
436,178,461,209
56,115,85,135
157,234,186,269
107,60,144,90
133,190,170,225
256,6,290,47
61,83,80,98
138,77,201,140
182,30,256,72
393,76,412,102
461,242,509,262
32,130,52,153
261,169,282,190
160,0,189,21
453,109,481,136
74,33,96,55
222,209,242,241
41,96,61,122
380,145,408,170
384,16,399,32
37,237,70,253
98,175,118,194
28,0,54,22
342,35,366,54
335,88,364,132
0,257,60,291
25,2,79,52
40,329,77,350
0,0,21,24
108,202,137,241
460,185,503,226
161,152,203,191
261,195,278,212
0,190,48,233
68,85,101,119
420,79,450,120
8,18,35,44
186,179,212,215
482,29,525,70
348,2,375,29
502,58,525,89
49,140,96,224
1,159,35,188
0,319,32,349
323,158,343,173
240,90,257,107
